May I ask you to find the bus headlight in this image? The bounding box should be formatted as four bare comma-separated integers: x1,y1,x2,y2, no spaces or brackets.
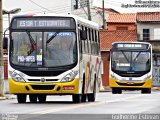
10,71,25,82
111,74,117,80
61,71,78,82
144,75,152,80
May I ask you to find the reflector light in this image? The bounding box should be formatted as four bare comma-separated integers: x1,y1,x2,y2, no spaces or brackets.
63,86,74,90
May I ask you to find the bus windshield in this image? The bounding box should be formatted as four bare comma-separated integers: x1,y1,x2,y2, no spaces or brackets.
111,51,151,72
10,31,77,67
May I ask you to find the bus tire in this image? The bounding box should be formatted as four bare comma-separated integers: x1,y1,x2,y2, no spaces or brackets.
118,89,122,94
72,94,81,103
88,79,96,102
141,88,151,94
38,95,47,103
17,94,27,103
29,94,38,103
81,94,87,102
81,74,87,102
112,88,122,94
112,88,117,94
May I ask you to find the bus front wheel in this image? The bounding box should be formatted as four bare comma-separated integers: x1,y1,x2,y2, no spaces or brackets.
72,94,81,103
17,94,27,103
81,75,87,102
38,95,47,103
112,88,122,94
141,88,151,94
88,80,96,102
29,94,38,103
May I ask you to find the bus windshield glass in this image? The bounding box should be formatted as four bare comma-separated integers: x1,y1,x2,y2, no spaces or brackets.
10,31,77,67
111,51,151,72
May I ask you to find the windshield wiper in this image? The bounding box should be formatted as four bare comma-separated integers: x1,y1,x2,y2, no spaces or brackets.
133,52,141,62
46,32,59,44
121,51,129,63
26,32,36,50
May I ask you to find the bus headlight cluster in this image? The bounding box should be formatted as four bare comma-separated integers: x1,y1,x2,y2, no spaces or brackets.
10,71,25,82
61,71,78,82
144,75,152,80
111,74,117,80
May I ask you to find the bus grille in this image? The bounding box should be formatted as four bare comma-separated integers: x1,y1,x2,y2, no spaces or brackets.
21,71,65,77
28,79,58,82
31,85,55,90
116,82,145,86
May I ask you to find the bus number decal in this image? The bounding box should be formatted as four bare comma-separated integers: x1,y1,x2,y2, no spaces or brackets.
18,56,35,62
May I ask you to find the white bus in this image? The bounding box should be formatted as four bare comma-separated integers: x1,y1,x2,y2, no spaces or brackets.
109,42,152,94
4,14,103,103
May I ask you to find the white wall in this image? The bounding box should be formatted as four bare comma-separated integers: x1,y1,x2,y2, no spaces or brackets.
137,23,160,40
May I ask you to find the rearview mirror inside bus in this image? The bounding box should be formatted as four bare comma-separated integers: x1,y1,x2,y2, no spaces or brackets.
80,30,87,40
3,37,8,49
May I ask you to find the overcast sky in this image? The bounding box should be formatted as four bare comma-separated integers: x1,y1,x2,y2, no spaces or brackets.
3,0,160,30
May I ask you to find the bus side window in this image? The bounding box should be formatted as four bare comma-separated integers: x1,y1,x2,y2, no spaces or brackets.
78,25,82,60
88,28,91,54
85,27,89,53
98,31,100,55
80,26,87,54
91,29,93,54
80,28,87,40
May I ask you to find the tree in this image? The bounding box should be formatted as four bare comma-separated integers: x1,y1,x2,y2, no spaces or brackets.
0,0,4,97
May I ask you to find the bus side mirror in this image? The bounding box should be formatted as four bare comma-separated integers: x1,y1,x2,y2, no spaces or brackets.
153,54,157,62
3,37,8,49
108,49,111,61
80,30,87,40
108,54,110,61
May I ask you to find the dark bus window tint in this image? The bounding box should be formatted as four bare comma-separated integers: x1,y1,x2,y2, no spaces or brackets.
81,26,85,53
95,30,97,43
85,27,89,53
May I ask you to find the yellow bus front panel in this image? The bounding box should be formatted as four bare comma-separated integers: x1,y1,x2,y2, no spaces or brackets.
109,77,152,89
9,78,79,95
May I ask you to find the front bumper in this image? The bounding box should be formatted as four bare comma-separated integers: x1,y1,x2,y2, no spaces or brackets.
9,78,79,95
109,78,152,89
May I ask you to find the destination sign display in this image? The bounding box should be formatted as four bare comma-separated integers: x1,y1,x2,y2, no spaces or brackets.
11,17,75,29
117,44,142,48
113,43,149,50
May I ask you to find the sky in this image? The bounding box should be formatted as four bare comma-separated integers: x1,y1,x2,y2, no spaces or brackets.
3,0,160,30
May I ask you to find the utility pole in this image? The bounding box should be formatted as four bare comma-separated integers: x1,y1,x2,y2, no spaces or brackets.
87,0,91,21
0,0,4,96
102,0,106,29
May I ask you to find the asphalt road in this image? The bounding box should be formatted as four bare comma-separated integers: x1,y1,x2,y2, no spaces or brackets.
0,90,160,120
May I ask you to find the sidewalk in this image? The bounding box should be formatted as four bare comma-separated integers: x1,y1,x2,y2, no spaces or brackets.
152,87,160,90
100,86,112,92
0,94,16,100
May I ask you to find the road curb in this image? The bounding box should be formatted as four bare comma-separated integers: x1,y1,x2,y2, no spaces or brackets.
0,96,6,100
152,87,160,90
100,87,160,92
0,95,16,100
100,86,112,92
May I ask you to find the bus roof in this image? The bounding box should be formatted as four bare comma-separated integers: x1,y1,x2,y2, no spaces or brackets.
12,13,99,30
112,42,152,46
